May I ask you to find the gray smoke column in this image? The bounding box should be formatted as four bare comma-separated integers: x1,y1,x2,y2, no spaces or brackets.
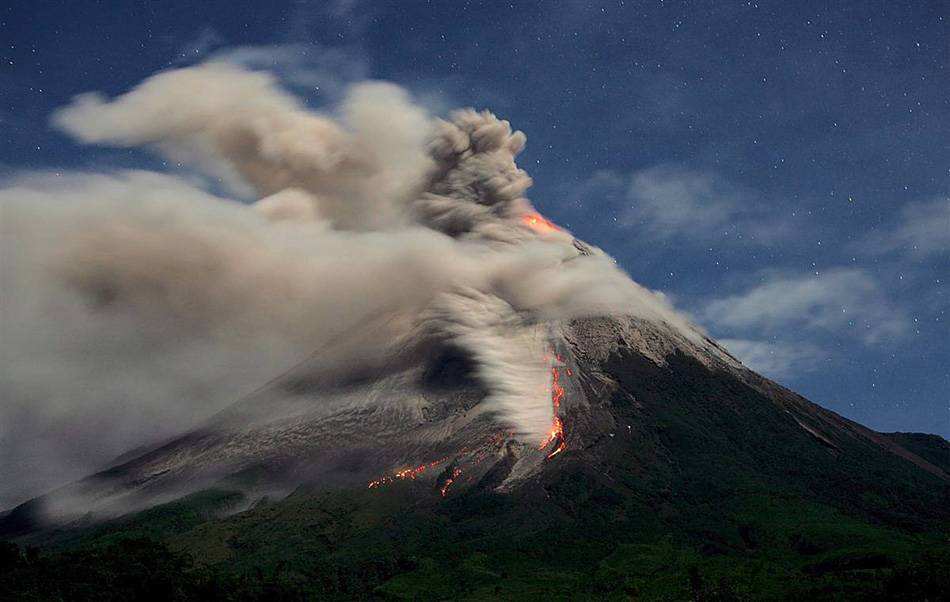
0,61,695,507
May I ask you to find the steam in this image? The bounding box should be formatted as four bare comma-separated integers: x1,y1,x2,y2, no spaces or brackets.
1,61,691,507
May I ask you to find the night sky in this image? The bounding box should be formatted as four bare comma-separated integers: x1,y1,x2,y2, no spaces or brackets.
3,1,947,437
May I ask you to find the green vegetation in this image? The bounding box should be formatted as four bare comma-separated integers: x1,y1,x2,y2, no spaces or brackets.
2,480,947,600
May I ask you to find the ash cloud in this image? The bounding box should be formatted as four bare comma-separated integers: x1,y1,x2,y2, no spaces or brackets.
1,62,693,507
52,62,433,229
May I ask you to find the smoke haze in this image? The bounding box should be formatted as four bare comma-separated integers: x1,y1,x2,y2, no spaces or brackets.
1,61,693,508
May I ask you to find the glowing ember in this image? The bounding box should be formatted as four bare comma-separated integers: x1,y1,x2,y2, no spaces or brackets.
367,458,446,489
539,416,563,450
366,433,513,496
440,467,463,497
521,212,560,234
539,356,567,458
546,440,566,458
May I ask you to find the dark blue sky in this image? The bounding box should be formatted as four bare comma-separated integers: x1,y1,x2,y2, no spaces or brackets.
3,1,947,436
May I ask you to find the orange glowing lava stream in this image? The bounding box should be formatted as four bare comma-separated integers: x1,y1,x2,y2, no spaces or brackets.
522,212,560,234
539,357,567,459
367,458,447,489
369,354,568,493
440,467,463,497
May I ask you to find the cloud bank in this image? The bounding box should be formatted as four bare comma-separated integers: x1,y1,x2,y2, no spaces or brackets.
568,166,796,246
863,197,950,257
701,268,906,344
718,339,823,380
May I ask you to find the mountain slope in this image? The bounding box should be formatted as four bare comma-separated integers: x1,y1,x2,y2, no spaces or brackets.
2,313,947,599
8,313,945,535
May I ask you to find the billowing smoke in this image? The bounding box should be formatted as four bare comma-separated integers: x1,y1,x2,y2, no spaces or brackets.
1,61,690,507
52,62,433,229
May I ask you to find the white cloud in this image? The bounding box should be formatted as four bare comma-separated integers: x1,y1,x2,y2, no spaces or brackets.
210,43,369,99
701,268,907,343
168,26,369,101
624,166,738,237
172,27,224,64
719,338,823,380
865,197,950,256
570,166,794,244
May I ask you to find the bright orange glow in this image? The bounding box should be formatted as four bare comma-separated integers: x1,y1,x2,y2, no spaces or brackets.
440,467,463,497
367,458,447,489
539,356,567,458
539,416,563,450
521,212,560,234
366,373,566,497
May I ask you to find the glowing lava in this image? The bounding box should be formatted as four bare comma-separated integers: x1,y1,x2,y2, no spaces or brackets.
539,357,567,459
367,458,446,489
367,363,568,496
521,212,560,234
440,467,463,497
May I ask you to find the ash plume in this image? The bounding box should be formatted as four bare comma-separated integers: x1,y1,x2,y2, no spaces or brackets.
1,61,694,507
52,62,433,229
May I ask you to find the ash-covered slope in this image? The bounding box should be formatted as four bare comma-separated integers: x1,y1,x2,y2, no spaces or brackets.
3,308,947,542
3,312,949,601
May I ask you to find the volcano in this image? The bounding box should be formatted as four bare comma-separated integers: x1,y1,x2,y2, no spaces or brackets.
2,70,948,599
3,294,948,599
8,306,947,527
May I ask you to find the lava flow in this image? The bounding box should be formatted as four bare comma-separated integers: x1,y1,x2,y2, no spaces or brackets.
521,212,560,234
539,356,567,459
367,458,446,489
440,467,463,497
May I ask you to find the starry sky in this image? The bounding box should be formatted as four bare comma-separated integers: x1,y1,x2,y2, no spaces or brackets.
3,1,947,437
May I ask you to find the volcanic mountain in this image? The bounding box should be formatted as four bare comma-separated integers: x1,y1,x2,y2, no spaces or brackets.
2,65,948,599
3,278,948,599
